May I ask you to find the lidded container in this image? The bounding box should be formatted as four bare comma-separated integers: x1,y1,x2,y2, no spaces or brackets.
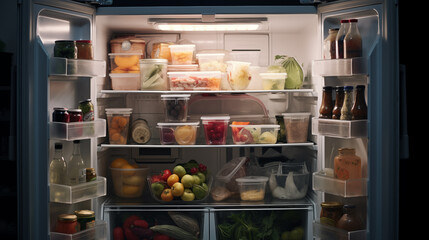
259,72,287,90
230,124,279,144
157,122,199,145
226,61,252,90
110,166,149,198
169,44,196,65
139,58,168,90
282,113,311,143
105,108,132,144
110,36,146,55
160,94,190,122
196,53,227,72
235,176,269,201
167,71,222,91
268,162,309,200
201,115,230,145
108,53,143,73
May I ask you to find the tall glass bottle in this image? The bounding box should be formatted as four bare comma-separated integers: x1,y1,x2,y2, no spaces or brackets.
344,19,362,58
340,86,353,120
67,140,86,185
323,28,339,59
332,86,344,119
351,85,368,120
49,143,67,184
335,19,350,59
319,86,333,118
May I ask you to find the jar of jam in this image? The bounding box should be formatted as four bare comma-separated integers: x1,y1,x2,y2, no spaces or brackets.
320,202,343,226
74,210,95,231
69,109,83,122
55,214,77,234
52,107,70,123
54,40,77,59
76,40,94,60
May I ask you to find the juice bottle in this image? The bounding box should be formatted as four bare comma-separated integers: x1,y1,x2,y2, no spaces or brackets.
335,19,350,59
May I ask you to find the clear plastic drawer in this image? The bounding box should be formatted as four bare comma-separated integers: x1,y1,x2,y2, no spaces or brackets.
49,119,106,140
312,118,367,138
50,220,108,240
312,172,367,197
313,221,366,240
49,177,106,204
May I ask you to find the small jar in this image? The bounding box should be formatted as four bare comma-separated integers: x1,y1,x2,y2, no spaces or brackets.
334,148,362,180
336,205,365,231
54,40,77,59
69,109,83,122
320,202,343,226
76,40,94,60
52,107,70,123
86,168,97,182
55,214,77,234
74,210,95,231
131,119,151,144
78,99,94,121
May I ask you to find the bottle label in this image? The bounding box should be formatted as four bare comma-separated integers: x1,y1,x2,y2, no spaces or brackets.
83,111,94,121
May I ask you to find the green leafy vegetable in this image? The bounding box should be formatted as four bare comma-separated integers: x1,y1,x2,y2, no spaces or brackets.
273,55,303,89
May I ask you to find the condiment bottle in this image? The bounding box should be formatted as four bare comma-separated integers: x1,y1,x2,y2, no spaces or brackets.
351,85,367,120
344,19,362,58
49,143,67,185
335,19,350,59
67,140,86,185
332,86,344,119
323,28,339,59
320,202,344,226
340,86,353,120
334,148,362,180
319,86,333,118
336,205,364,231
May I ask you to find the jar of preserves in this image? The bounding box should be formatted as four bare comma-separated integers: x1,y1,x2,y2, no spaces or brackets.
76,40,94,60
319,86,333,118
55,214,77,234
323,28,339,59
78,99,94,121
334,148,362,180
332,86,344,119
340,86,353,120
86,168,97,182
69,109,83,122
54,40,77,59
74,210,95,231
320,202,343,226
52,107,70,123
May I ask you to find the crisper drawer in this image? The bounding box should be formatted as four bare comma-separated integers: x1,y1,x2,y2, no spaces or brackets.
210,207,313,240
103,207,209,240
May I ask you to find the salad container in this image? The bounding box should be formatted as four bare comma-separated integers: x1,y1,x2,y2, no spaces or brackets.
139,59,168,90
157,122,199,145
230,124,279,144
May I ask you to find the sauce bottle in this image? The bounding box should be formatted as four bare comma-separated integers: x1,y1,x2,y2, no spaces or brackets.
319,86,333,118
323,28,339,59
344,19,362,58
332,86,344,119
351,85,367,120
336,205,364,231
340,86,353,120
335,19,350,59
334,148,362,180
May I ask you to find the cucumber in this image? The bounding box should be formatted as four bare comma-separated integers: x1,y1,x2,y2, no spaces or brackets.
150,225,198,240
168,212,200,236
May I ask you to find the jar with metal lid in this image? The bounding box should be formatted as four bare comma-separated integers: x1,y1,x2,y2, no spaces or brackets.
139,59,168,90
320,202,344,226
86,168,97,182
53,107,70,123
76,40,94,60
54,40,77,59
55,214,77,234
78,99,94,121
131,118,151,144
74,210,95,231
69,109,83,122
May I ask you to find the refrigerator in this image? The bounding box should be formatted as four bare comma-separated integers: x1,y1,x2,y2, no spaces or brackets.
16,0,400,239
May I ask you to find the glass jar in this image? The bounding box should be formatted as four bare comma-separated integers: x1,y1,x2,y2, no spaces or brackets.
323,28,339,59
344,19,362,58
320,202,343,226
76,40,94,60
52,107,70,123
55,214,77,234
334,148,362,180
336,205,365,231
54,40,77,59
139,59,168,90
319,86,333,118
86,168,97,182
78,99,94,121
69,109,83,122
74,210,95,231
340,86,353,120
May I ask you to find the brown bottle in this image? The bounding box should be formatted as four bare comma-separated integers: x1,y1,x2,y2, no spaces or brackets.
332,86,344,119
344,19,362,58
351,85,367,120
319,86,333,118
336,205,364,231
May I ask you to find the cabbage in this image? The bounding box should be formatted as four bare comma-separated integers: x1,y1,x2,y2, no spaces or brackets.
274,55,303,89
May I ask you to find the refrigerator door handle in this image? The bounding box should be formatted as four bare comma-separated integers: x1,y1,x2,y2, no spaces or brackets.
399,64,409,159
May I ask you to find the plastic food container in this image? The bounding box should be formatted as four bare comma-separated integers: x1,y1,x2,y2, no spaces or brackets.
230,124,279,144
110,167,149,198
226,61,252,90
157,122,199,145
167,64,199,72
108,53,143,74
196,53,227,72
282,113,311,143
169,44,196,65
236,176,269,201
160,94,190,122
168,71,222,91
259,72,287,90
201,115,230,145
106,108,132,144
212,157,248,201
139,59,168,90
110,36,145,55
268,162,309,200
109,73,140,90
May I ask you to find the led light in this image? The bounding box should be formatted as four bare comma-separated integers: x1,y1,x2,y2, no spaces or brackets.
155,23,261,31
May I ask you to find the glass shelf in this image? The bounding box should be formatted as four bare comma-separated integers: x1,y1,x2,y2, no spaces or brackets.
312,172,367,197
99,88,314,95
49,119,106,141
100,142,314,148
312,118,367,138
313,221,366,240
312,57,368,77
49,177,106,204
50,57,106,77
50,220,108,240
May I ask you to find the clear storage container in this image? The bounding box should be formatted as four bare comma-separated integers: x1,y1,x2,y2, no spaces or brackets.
106,108,132,145
157,122,199,145
108,53,143,73
226,61,252,90
110,167,149,198
109,73,140,90
169,44,196,65
139,59,168,90
268,162,309,200
259,72,287,90
167,71,222,91
211,157,248,201
236,176,268,201
282,113,311,143
196,53,226,72
201,115,230,145
230,124,279,144
160,94,190,122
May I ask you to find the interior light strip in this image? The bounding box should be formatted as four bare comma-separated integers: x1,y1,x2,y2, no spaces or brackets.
155,23,261,31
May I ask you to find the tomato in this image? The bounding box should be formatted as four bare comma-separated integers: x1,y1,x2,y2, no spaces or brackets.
161,169,172,182
151,174,162,183
154,234,173,240
113,227,124,240
123,215,140,230
167,174,179,187
161,188,174,201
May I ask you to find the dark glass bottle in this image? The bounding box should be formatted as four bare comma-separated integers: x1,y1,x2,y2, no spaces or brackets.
319,86,333,119
332,86,344,119
351,85,368,120
336,205,364,231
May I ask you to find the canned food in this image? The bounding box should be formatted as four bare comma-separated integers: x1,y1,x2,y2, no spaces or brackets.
55,214,77,234
69,109,83,122
78,99,94,121
74,210,95,231
54,40,77,59
52,107,70,123
76,40,93,60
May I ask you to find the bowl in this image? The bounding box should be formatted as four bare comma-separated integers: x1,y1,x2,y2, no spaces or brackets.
268,162,309,200
201,115,230,145
110,167,149,198
236,176,268,201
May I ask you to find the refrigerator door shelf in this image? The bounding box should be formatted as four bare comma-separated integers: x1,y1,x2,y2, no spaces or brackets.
100,142,315,148
99,89,314,95
50,57,106,77
312,172,367,197
312,221,366,240
50,220,108,240
49,119,106,141
49,176,107,204
312,118,367,139
312,57,368,77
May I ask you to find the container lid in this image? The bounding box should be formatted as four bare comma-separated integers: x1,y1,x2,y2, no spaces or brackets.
196,53,225,57
259,72,287,78
74,210,95,217
168,44,196,48
68,108,82,113
108,53,143,56
157,122,199,126
167,71,221,75
110,37,145,43
230,124,280,129
226,61,251,65
160,94,191,99
139,58,168,64
105,108,133,114
215,157,248,182
282,112,311,117
109,73,140,78
76,40,91,43
235,176,268,183
58,214,77,222
201,115,231,120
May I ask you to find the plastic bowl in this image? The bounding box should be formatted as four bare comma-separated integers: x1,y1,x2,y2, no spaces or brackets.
282,113,311,143
201,115,230,145
259,72,287,90
236,176,268,201
110,167,149,198
106,108,132,144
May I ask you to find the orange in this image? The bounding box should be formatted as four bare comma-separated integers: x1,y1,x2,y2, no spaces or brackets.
114,55,140,69
122,184,140,196
161,188,173,201
118,117,129,128
110,132,121,142
111,158,129,168
167,173,180,187
121,163,136,177
171,182,184,197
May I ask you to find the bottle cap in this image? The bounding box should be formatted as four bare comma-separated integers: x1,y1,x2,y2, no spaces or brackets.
323,86,333,90
54,143,63,149
335,86,344,91
340,19,350,23
344,86,354,91
349,19,358,23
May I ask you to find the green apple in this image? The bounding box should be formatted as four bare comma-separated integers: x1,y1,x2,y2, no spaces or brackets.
151,182,165,197
173,165,186,178
196,172,206,183
192,175,201,185
201,182,208,191
181,189,195,201
193,183,208,200
181,174,194,188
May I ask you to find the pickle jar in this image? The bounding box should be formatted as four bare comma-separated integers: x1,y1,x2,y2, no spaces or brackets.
54,40,77,59
320,202,343,226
